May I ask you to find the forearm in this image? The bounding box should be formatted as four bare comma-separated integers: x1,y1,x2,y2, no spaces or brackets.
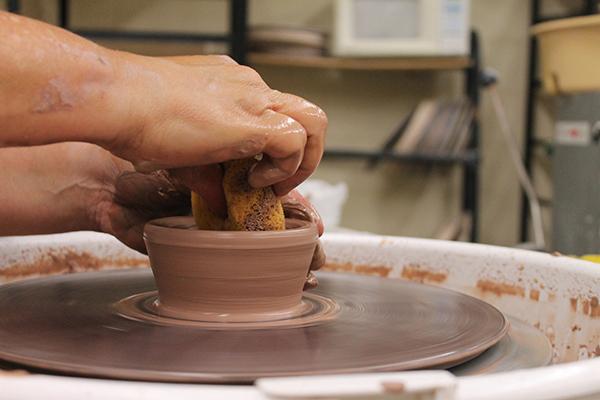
0,143,106,235
0,12,143,149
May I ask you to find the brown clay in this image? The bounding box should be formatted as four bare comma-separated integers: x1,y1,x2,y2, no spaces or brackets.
143,216,318,322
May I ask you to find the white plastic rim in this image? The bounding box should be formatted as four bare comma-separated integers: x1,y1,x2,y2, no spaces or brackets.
0,231,599,400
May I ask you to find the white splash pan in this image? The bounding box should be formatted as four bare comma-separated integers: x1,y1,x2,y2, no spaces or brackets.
0,231,598,400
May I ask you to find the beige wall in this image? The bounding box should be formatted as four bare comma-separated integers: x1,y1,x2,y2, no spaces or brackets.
11,0,560,246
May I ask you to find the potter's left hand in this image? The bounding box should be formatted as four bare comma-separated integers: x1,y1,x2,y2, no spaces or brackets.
0,143,187,250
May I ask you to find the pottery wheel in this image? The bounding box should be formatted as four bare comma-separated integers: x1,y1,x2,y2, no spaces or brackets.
0,269,508,383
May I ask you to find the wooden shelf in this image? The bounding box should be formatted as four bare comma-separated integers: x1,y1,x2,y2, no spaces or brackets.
248,52,472,71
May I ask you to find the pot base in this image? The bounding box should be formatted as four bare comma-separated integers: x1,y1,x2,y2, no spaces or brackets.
115,290,340,329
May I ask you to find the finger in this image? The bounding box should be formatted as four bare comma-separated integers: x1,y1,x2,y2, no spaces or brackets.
282,190,324,236
269,92,327,195
162,55,238,66
303,272,319,290
247,110,307,188
113,170,189,215
310,240,326,271
103,204,149,254
168,165,226,217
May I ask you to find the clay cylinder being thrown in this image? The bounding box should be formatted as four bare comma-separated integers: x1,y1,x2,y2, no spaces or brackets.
143,216,318,322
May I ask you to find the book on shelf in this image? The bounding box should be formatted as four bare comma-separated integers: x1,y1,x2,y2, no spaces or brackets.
391,98,474,156
394,100,438,154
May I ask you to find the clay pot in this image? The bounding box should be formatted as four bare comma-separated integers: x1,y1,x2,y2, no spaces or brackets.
143,216,318,322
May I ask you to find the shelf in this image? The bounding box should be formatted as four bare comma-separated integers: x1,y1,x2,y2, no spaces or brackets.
74,29,230,43
323,148,478,165
248,52,472,71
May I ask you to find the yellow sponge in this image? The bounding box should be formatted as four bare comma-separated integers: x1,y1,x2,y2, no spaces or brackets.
191,191,225,230
191,158,285,231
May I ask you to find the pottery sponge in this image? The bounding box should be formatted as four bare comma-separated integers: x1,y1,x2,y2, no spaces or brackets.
192,158,285,231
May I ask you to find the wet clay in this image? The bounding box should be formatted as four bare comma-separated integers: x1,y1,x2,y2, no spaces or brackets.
143,216,318,322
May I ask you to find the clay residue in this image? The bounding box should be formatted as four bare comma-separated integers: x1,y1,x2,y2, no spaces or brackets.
529,289,540,301
0,249,148,282
33,77,77,113
570,298,578,312
322,262,391,278
591,297,600,318
581,297,600,318
476,279,525,298
355,265,391,278
401,264,447,284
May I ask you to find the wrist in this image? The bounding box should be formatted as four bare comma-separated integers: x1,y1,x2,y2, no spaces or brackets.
90,50,149,153
99,51,165,164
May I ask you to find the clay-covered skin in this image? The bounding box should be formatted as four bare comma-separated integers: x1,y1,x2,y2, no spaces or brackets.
144,217,318,321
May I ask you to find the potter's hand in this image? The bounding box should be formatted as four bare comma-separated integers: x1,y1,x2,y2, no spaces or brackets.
108,54,328,197
0,143,184,249
1,13,327,197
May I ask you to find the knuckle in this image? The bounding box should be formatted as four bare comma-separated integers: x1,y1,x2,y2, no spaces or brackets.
215,55,237,65
237,65,264,84
233,132,269,158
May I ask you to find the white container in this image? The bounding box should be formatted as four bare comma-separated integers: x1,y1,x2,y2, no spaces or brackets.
532,15,600,94
297,180,348,229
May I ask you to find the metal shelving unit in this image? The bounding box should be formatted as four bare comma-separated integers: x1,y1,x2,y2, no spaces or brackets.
7,0,481,242
520,0,598,243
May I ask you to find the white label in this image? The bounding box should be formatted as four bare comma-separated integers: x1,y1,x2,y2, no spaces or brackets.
555,121,591,146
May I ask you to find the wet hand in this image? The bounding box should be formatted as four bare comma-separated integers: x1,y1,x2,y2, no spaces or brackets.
109,54,327,196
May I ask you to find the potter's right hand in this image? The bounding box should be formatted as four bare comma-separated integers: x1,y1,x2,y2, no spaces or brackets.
108,54,328,197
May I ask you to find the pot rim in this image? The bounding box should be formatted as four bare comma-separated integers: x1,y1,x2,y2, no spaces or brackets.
143,216,318,249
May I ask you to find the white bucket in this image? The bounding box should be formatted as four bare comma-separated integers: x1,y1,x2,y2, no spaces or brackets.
297,180,348,229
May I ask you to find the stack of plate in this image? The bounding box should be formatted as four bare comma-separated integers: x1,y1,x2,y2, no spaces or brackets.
248,26,326,56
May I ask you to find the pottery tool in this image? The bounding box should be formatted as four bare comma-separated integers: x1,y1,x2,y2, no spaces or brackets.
191,158,285,231
0,269,514,383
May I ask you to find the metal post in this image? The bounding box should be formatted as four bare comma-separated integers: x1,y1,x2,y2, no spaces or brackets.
7,0,20,13
464,31,480,242
59,0,70,29
583,0,597,15
229,0,248,64
520,0,540,243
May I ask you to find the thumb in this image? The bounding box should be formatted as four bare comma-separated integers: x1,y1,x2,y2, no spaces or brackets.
281,190,324,236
